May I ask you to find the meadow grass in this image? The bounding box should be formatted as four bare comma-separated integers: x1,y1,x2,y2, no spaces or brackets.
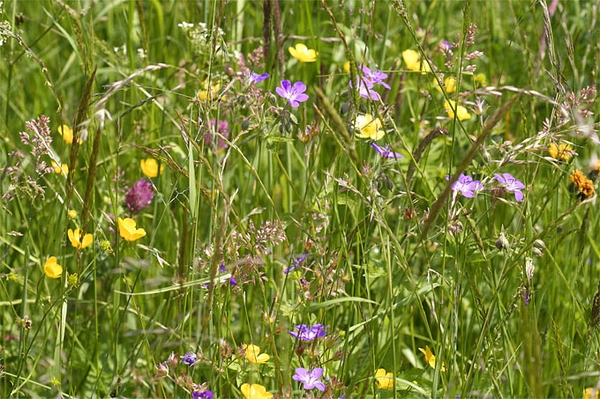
0,0,599,398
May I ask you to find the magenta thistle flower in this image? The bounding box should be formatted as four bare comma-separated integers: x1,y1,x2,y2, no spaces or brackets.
289,324,327,341
293,367,326,391
494,173,525,202
248,71,269,84
446,174,483,198
371,143,404,159
276,80,309,108
125,178,154,213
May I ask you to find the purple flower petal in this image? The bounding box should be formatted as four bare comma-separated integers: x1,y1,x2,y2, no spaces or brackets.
371,142,404,159
249,71,269,84
276,80,309,108
494,172,525,202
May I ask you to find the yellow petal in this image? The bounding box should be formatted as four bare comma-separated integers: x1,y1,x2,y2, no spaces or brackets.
140,158,163,178
81,233,93,249
118,217,146,242
289,43,317,62
58,124,73,144
44,256,63,279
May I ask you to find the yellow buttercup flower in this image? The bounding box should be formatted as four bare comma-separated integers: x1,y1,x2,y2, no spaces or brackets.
444,100,471,121
140,158,164,178
198,80,220,101
68,228,93,249
67,209,77,219
402,49,431,73
375,368,394,390
243,344,270,364
44,256,63,279
343,61,351,73
288,43,318,63
117,217,146,241
548,142,574,161
585,387,600,399
434,76,456,94
58,124,74,144
51,161,69,176
240,383,272,399
355,114,385,141
419,345,446,372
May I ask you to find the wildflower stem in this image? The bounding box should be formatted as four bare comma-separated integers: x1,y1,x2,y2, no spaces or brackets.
421,95,520,241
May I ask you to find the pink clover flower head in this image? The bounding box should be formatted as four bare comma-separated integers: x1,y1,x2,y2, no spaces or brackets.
276,80,309,108
446,174,483,198
289,324,327,341
125,178,154,213
204,119,230,151
494,173,525,202
371,143,404,159
248,71,269,85
292,367,326,391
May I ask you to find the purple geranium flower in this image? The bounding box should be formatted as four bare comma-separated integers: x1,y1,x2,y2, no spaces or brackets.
353,77,381,101
446,174,483,198
181,352,197,366
371,142,404,159
292,367,326,391
284,251,308,274
289,324,327,341
276,80,309,108
494,173,526,202
125,178,154,213
248,71,269,84
192,391,213,399
361,65,391,90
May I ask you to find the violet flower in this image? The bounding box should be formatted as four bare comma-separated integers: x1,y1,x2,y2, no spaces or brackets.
353,77,381,101
371,143,404,159
446,174,483,198
125,178,154,213
192,391,213,399
361,66,391,89
494,173,525,202
289,324,327,341
181,352,197,366
284,251,308,274
292,367,326,391
248,71,269,84
276,80,309,108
